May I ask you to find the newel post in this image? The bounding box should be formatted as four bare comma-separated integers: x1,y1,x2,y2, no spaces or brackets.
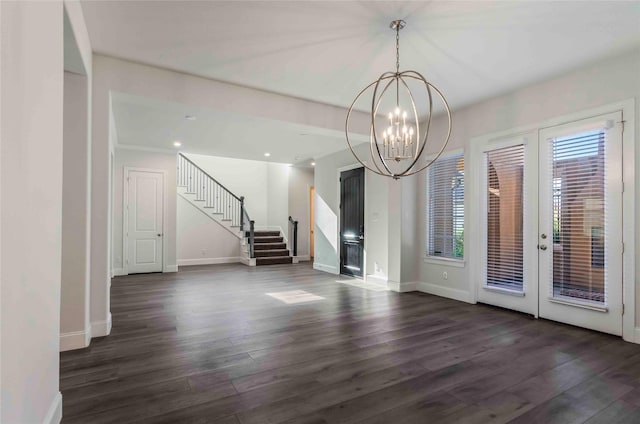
249,220,255,259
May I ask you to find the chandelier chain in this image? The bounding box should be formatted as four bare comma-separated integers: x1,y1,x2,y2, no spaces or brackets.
395,26,400,74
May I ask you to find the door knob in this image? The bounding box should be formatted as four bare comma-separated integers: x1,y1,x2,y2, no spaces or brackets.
541,233,547,239
539,244,547,251
157,233,163,237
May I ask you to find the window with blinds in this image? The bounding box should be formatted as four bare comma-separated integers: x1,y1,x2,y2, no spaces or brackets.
549,129,606,304
486,145,524,291
427,153,464,260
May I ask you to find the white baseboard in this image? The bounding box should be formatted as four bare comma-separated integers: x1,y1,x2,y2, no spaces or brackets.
178,257,241,266
388,281,419,293
632,327,640,344
313,262,338,274
417,281,475,304
240,257,256,266
60,327,92,352
365,275,417,293
365,274,388,287
91,312,112,338
43,391,62,424
293,255,311,262
113,266,177,275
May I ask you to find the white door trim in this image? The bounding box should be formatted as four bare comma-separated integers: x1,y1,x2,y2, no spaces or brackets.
468,99,635,342
123,167,169,275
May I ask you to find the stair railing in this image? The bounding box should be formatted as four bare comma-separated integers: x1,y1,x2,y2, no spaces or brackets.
177,153,252,238
288,216,298,257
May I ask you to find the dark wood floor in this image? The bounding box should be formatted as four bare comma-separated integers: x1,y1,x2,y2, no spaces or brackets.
60,263,640,424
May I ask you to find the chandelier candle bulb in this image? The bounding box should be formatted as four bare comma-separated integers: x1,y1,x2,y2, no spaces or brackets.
344,19,452,179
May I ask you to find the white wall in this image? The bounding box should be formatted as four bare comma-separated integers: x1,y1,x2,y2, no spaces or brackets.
184,153,269,224
267,163,290,234
288,167,314,258
112,148,178,274
365,172,390,280
415,50,640,317
1,2,64,423
90,62,112,339
60,0,93,352
61,71,92,351
314,149,361,274
177,195,241,265
314,144,412,283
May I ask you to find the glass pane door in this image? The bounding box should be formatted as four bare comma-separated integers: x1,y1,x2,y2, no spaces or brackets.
550,130,605,303
538,112,623,335
486,145,525,292
475,135,538,316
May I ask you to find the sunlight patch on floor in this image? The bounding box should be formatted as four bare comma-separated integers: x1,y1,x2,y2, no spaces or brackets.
266,290,325,304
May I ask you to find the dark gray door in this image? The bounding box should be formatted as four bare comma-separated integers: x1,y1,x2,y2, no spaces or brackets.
340,167,364,277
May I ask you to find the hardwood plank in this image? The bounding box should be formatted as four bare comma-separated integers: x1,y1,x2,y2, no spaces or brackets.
58,263,640,424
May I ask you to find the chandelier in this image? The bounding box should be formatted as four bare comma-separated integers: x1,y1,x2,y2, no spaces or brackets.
345,19,452,179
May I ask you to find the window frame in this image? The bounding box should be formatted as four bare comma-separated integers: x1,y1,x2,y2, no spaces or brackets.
424,149,466,266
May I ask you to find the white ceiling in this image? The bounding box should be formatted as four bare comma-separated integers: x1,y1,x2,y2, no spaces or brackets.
84,1,640,161
112,92,350,165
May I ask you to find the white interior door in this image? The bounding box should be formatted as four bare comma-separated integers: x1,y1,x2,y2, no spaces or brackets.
127,170,164,274
538,112,623,335
476,135,539,316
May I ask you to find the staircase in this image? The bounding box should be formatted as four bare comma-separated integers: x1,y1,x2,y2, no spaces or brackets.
177,153,294,266
252,230,293,265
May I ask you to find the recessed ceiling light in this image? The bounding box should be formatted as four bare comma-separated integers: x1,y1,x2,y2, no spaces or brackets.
264,153,271,157
173,141,182,147
311,162,316,166
185,115,197,121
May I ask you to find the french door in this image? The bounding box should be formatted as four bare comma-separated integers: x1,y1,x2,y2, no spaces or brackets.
538,112,623,335
476,135,539,316
476,111,623,335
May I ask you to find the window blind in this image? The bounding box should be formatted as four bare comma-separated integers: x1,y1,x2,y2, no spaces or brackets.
486,145,524,291
427,153,464,259
549,129,606,304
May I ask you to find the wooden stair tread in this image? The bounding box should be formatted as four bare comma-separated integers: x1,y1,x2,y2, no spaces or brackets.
254,243,286,250
256,256,293,265
254,249,290,257
245,231,280,237
254,237,283,243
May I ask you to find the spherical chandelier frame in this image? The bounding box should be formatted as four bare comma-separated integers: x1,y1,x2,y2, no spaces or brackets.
344,20,453,179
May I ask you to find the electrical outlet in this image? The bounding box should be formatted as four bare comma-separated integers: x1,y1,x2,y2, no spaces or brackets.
443,272,448,280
